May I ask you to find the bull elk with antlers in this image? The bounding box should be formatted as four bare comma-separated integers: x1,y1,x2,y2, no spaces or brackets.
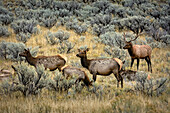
123,33,152,73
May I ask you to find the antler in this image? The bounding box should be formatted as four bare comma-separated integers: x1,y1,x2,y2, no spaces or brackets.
123,32,142,42
123,32,127,42
130,33,141,42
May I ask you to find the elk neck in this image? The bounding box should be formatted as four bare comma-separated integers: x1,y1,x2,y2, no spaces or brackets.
127,46,135,57
25,52,37,66
80,55,90,69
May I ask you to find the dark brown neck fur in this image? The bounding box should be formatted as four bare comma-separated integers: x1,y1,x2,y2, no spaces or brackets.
80,55,91,69
128,47,134,57
26,52,36,66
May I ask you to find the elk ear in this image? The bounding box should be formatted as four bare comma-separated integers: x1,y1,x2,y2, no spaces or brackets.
78,48,81,52
86,48,90,52
24,49,27,51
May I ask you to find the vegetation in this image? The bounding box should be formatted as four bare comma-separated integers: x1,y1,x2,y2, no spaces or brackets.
0,0,169,113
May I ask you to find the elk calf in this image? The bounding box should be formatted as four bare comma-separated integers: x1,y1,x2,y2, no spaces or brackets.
123,33,152,72
76,48,124,88
61,65,92,87
19,49,67,71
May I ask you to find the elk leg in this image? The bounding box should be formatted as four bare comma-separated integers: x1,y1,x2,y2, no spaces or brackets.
75,78,80,84
145,57,150,72
131,58,134,68
119,75,123,88
114,73,119,88
137,59,140,70
63,72,69,79
75,77,83,84
75,75,85,84
148,57,152,73
93,74,97,82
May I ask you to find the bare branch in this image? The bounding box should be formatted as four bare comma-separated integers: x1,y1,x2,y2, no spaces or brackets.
123,32,127,42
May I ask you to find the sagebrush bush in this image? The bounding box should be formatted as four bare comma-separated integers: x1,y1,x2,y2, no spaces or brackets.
0,41,38,61
11,19,38,43
0,25,10,37
11,19,37,34
57,41,75,54
45,30,70,45
104,46,127,61
48,70,75,92
114,16,151,35
66,19,87,35
91,14,115,36
0,6,14,25
88,83,104,97
0,41,26,61
134,72,168,96
16,32,31,43
0,14,13,25
11,63,50,96
160,35,170,45
0,79,12,95
99,32,124,47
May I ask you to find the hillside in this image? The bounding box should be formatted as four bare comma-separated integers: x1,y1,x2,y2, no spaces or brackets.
0,0,169,113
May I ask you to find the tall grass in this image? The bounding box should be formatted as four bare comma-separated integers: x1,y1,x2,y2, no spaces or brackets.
0,90,169,113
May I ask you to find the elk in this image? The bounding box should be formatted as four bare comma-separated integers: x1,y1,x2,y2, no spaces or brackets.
119,69,151,81
19,49,67,71
0,68,12,80
123,33,152,73
76,48,124,88
61,65,92,87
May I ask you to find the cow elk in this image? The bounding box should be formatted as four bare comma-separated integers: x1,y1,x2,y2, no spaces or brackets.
76,48,124,88
123,33,152,73
119,69,151,81
61,65,92,87
19,49,67,71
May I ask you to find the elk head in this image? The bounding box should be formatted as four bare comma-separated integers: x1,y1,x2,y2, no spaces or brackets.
123,33,139,49
76,48,89,58
19,49,30,57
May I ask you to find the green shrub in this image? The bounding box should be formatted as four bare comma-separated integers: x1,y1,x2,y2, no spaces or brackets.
11,63,50,96
48,70,76,92
0,41,39,61
45,30,70,45
0,25,10,37
134,72,168,96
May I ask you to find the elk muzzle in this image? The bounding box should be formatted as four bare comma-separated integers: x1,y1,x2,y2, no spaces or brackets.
76,54,80,57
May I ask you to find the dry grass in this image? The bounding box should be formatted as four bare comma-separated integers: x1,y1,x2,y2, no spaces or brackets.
0,90,169,113
0,25,170,113
0,92,112,113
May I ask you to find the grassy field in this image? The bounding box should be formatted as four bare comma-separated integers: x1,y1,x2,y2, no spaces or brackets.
0,25,170,113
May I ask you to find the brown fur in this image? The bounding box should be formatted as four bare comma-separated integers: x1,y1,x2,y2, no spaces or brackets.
119,69,151,81
61,65,92,86
19,49,66,71
76,48,123,88
123,34,152,72
113,58,123,71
